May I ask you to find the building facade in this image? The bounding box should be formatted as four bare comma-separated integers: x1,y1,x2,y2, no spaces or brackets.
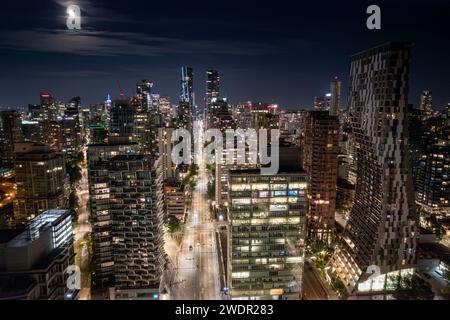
110,100,135,141
164,180,186,221
227,168,307,300
0,110,23,163
13,142,66,223
330,77,341,116
0,209,75,300
329,43,419,294
206,69,220,113
107,155,165,300
415,141,450,216
303,111,339,242
420,90,433,119
180,66,196,120
87,141,139,288
88,143,165,299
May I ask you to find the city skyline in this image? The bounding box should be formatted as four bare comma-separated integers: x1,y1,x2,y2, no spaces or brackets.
1,0,450,304
1,1,450,109
1,40,449,301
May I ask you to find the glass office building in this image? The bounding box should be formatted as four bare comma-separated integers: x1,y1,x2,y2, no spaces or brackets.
228,169,307,299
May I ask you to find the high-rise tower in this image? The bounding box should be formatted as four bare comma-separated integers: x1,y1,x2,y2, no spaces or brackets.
13,142,66,223
303,111,339,243
228,153,307,299
136,80,153,112
329,43,418,294
0,110,22,163
205,69,220,113
330,77,341,116
180,66,195,120
420,90,433,119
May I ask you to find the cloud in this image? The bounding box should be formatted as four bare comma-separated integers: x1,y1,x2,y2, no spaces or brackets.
39,69,114,78
0,28,277,57
0,0,279,57
52,0,130,23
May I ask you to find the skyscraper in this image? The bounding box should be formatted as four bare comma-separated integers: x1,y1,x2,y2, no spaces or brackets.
88,140,166,299
110,100,135,141
250,102,280,131
132,97,153,156
313,95,330,112
87,141,139,289
0,110,22,163
420,90,432,110
415,141,450,216
207,98,234,130
13,142,67,223
420,90,433,119
136,80,153,112
176,101,192,132
208,98,238,206
303,111,339,243
107,155,165,300
205,69,220,113
39,93,57,121
158,127,174,181
60,97,82,158
180,66,196,120
329,43,418,294
42,120,62,151
227,150,307,300
158,96,173,126
330,77,341,116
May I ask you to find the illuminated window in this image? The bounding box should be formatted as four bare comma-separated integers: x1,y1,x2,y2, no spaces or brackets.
232,272,250,279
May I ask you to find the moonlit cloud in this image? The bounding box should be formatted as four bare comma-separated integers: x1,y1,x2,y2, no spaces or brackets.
0,29,276,57
0,0,279,57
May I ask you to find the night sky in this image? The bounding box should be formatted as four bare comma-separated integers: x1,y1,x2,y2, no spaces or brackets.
1,0,450,109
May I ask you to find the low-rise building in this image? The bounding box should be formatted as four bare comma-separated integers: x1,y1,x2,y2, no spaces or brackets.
0,209,75,300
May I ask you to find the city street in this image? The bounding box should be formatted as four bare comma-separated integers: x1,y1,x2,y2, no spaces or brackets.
303,264,329,300
171,125,222,300
73,162,92,300
74,166,90,242
0,181,16,209
302,261,338,300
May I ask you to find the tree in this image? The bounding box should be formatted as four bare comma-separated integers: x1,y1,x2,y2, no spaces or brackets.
66,161,82,186
435,225,445,241
307,239,335,272
391,273,434,300
330,276,349,300
69,190,79,209
183,164,198,192
189,179,196,191
207,181,215,199
76,151,85,163
68,190,79,221
165,215,181,234
206,163,215,175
